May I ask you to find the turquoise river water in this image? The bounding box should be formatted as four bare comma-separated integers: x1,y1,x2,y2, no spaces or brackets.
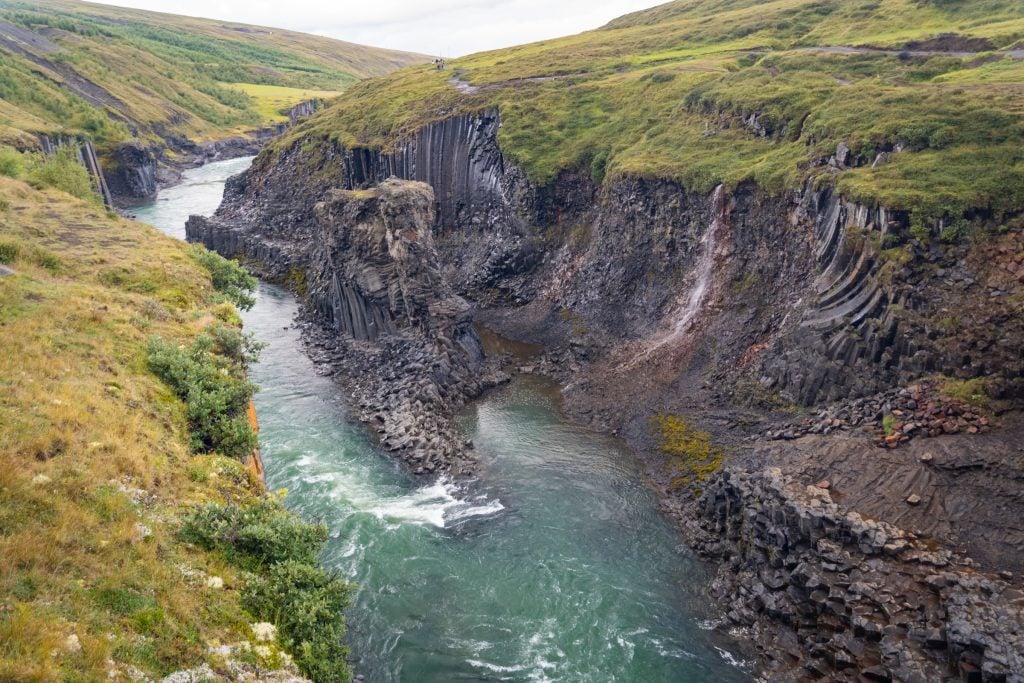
133,157,751,682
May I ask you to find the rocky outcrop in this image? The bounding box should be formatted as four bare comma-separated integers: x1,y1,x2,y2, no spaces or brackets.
691,467,1024,682
296,179,501,476
187,111,535,295
288,99,323,124
106,142,158,204
309,179,483,356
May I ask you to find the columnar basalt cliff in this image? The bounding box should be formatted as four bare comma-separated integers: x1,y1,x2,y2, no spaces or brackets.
692,468,1024,681
105,142,159,204
249,179,500,475
188,109,1024,680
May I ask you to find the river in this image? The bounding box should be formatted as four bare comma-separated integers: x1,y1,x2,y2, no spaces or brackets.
133,157,751,682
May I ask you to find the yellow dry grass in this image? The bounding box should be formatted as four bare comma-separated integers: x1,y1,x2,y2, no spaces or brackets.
0,176,265,679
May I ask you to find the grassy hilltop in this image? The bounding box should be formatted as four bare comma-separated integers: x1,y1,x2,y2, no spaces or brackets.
275,0,1024,221
0,0,426,151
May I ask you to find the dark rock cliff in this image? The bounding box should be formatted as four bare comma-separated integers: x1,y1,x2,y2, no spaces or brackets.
187,111,1023,417
308,178,481,357
105,142,158,204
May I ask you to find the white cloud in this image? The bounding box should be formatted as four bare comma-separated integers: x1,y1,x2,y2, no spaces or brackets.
87,0,661,56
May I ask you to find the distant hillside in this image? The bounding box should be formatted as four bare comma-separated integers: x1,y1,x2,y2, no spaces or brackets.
277,0,1024,218
0,0,426,152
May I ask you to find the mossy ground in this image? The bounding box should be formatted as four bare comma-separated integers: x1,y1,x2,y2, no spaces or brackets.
273,0,1024,221
651,414,725,495
0,176,274,679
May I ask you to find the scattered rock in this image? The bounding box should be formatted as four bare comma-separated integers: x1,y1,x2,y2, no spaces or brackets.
762,381,992,449
205,576,224,589
907,494,922,506
692,468,1024,680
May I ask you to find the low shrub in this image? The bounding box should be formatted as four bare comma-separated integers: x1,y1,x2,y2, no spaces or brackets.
0,146,23,178
25,147,98,204
190,245,257,310
940,218,971,243
0,240,19,264
243,561,353,683
180,498,326,570
148,324,260,459
181,499,354,683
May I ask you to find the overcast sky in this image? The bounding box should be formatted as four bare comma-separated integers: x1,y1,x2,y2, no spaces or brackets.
89,0,662,56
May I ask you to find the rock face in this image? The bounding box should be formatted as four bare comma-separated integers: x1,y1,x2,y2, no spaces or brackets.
263,179,499,476
692,467,1024,682
105,142,158,204
310,180,497,476
188,113,1024,416
308,179,479,353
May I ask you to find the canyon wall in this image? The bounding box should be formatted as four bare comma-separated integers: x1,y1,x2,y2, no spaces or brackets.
187,111,1024,417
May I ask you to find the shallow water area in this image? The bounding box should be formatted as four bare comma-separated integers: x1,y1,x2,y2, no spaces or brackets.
134,157,752,682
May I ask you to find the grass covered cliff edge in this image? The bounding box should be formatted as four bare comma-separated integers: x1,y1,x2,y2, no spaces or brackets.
0,157,353,681
268,0,1024,224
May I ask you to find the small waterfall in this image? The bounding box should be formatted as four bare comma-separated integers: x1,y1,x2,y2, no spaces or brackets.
669,183,727,337
632,184,729,363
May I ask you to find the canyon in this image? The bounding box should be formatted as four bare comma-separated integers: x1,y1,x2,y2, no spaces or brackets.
3,0,1018,679
188,101,1024,680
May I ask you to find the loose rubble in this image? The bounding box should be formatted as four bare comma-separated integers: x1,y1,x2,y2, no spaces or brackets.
763,381,992,448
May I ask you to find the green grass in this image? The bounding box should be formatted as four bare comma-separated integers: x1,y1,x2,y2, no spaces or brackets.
271,0,1024,221
0,0,426,151
0,172,332,679
221,83,342,122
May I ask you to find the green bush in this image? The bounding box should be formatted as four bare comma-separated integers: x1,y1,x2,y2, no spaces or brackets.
0,240,19,264
243,561,353,683
180,498,326,570
148,324,260,459
180,500,354,683
940,218,971,243
26,147,98,203
0,146,23,178
190,245,258,310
